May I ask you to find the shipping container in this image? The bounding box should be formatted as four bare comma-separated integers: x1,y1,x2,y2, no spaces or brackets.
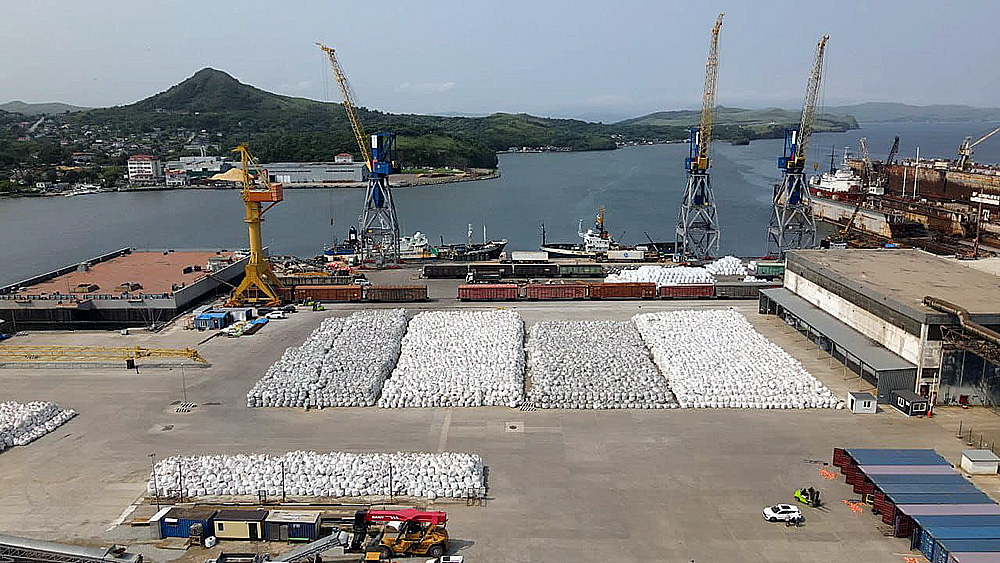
159,507,217,539
714,282,779,299
510,251,549,263
605,250,646,262
422,264,469,279
754,261,786,277
589,283,657,300
513,263,559,278
524,284,588,300
557,264,605,278
658,284,715,299
365,285,428,302
458,284,519,301
293,285,362,302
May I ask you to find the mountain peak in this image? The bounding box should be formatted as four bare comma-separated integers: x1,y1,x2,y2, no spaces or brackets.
133,68,289,113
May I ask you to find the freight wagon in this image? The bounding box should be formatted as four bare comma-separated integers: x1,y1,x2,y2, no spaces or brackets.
557,264,605,278
714,282,779,299
421,264,469,279
524,284,588,300
588,282,657,300
512,263,559,278
293,285,362,302
658,284,715,299
365,285,428,302
278,275,354,286
458,284,519,301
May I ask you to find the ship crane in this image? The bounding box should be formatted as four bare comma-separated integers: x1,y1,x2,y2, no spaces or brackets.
675,13,724,262
318,42,401,264
858,137,874,191
957,125,1000,170
765,34,829,258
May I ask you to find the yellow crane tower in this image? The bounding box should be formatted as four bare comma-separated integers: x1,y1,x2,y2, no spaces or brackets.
214,144,284,305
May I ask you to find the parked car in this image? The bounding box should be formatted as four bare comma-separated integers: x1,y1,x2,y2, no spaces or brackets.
265,311,287,320
281,305,297,313
762,504,802,522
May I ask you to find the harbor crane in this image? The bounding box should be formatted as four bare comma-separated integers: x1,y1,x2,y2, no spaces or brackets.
765,34,829,258
318,42,401,264
957,126,1000,170
675,13,724,262
215,145,284,306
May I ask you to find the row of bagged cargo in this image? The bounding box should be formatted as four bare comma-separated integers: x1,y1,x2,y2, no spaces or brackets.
278,285,429,303
423,262,605,279
458,281,779,301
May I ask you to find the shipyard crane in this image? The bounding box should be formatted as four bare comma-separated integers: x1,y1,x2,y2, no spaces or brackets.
957,126,1000,170
318,42,401,264
215,145,284,306
765,34,829,258
858,137,874,190
675,13,724,262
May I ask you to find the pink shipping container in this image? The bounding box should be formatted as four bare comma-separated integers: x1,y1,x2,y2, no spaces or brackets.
524,284,588,300
658,284,715,299
458,284,519,301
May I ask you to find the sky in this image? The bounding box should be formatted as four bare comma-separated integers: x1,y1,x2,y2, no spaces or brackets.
2,0,998,122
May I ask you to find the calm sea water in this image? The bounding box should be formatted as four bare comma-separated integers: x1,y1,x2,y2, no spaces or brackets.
2,121,998,286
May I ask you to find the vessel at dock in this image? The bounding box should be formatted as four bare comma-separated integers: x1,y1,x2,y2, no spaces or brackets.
809,148,864,203
435,224,508,261
540,206,673,259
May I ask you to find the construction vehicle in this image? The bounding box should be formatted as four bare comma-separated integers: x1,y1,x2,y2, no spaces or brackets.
318,43,402,265
957,125,1000,170
212,144,284,306
675,13,724,262
794,486,822,507
765,34,829,258
348,509,449,560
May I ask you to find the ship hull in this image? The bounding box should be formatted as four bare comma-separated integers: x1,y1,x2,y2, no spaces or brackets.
539,244,596,259
808,186,863,203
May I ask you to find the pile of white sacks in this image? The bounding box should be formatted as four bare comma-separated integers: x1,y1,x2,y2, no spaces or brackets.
247,309,408,407
0,401,77,451
379,311,524,407
147,451,484,500
527,321,676,409
634,310,842,409
605,265,715,287
705,255,748,276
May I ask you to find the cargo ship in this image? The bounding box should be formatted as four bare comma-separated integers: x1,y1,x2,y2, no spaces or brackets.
809,148,864,203
540,207,673,259
435,224,508,261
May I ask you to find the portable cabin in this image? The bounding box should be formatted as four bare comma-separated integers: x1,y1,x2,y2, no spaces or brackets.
214,509,268,541
962,450,1000,475
264,510,322,542
195,311,232,330
891,390,929,416
848,391,877,414
158,506,217,539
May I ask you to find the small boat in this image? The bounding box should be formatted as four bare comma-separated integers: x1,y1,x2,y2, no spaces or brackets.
540,206,617,258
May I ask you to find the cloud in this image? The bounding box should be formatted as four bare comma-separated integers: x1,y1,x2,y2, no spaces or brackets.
399,81,456,94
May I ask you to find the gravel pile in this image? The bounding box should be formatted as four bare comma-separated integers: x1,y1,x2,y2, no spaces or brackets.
379,311,524,407
147,451,484,500
634,310,841,409
247,310,408,407
0,401,77,451
526,320,676,409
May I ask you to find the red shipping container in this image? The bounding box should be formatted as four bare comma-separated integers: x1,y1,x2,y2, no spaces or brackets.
294,285,362,302
458,284,519,301
658,284,715,299
588,282,656,300
524,284,588,300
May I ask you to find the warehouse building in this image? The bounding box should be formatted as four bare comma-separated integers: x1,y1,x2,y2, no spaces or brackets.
265,161,367,184
761,249,1000,405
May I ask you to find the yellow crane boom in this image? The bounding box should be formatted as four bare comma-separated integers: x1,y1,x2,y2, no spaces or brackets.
0,346,208,365
317,42,373,172
695,13,724,170
793,35,830,168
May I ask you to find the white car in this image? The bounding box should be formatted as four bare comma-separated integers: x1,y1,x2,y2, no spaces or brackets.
762,504,802,522
265,311,286,320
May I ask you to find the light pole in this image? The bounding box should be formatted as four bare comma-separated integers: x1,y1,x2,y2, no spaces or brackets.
149,453,160,511
181,367,187,404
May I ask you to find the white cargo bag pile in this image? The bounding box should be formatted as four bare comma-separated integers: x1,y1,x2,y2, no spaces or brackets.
0,401,77,451
705,255,748,276
147,451,484,500
379,310,524,407
605,265,715,287
526,321,676,409
634,310,841,409
247,309,408,407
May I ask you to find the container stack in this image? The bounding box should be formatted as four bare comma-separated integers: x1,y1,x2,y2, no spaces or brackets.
247,309,408,407
0,401,77,451
147,451,484,500
634,310,841,409
379,311,525,407
526,321,676,409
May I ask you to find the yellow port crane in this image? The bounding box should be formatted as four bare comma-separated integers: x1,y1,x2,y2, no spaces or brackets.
317,42,372,173
957,125,1000,170
693,12,724,172
0,346,208,365
214,144,284,305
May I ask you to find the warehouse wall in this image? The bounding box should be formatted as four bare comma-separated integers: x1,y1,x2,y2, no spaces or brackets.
784,271,939,367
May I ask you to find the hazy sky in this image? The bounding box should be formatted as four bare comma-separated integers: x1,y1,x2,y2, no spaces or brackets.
2,0,998,121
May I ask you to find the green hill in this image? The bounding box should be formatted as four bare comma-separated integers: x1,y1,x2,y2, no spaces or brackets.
0,100,89,115
832,102,1000,123
617,106,858,143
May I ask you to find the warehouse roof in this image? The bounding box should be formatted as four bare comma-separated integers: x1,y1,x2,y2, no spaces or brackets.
760,288,915,372
886,492,995,505
914,515,1000,529
786,249,1000,325
845,448,950,466
859,465,959,475
898,504,1000,516
950,553,1000,563
879,483,983,495
922,526,1000,540
870,474,970,485
935,539,1000,555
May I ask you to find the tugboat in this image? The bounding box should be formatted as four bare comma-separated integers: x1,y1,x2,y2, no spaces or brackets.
436,224,508,261
809,147,865,203
539,206,617,258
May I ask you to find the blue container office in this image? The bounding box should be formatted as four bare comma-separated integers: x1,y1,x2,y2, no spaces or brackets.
159,507,217,538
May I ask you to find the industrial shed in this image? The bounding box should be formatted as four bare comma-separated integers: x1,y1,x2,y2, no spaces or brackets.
214,509,268,541
760,288,917,402
264,510,321,542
